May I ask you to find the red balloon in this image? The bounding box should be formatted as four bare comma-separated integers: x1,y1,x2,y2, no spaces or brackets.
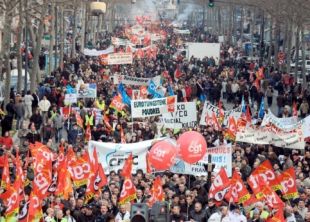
148,140,177,171
177,131,207,164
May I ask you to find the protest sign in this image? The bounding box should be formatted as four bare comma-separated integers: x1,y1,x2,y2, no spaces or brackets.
88,139,162,174
107,53,133,65
170,145,232,177
200,102,241,126
132,90,141,100
131,96,177,118
76,83,97,98
111,37,132,46
160,102,197,129
113,74,161,86
64,93,77,104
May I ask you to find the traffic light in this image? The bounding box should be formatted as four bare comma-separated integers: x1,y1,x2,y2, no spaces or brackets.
208,0,214,8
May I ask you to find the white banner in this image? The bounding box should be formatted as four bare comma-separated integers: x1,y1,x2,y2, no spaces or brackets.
113,74,161,86
83,46,114,56
261,110,310,138
131,96,177,118
236,125,305,149
170,145,232,177
111,37,132,46
76,83,97,98
160,102,197,129
200,102,241,126
107,53,133,65
88,139,162,174
173,29,191,34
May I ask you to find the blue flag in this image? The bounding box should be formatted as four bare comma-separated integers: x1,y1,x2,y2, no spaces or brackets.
258,97,265,119
199,93,206,102
66,85,76,94
148,80,163,98
167,84,174,96
241,96,246,113
118,83,131,106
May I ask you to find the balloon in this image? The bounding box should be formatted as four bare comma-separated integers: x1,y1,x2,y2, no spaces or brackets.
177,131,207,164
148,140,177,171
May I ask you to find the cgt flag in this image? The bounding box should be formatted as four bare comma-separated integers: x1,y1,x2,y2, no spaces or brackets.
278,167,298,200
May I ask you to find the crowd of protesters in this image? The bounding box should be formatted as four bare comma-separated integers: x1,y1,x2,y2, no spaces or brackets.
0,18,310,222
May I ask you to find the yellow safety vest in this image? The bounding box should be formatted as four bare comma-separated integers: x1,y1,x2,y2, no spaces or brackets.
50,111,57,120
85,114,94,126
96,100,105,110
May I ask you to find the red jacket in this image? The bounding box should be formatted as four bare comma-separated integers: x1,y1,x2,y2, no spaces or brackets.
0,136,13,149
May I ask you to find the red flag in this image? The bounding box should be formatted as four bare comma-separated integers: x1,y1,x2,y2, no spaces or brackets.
225,116,237,140
68,151,91,187
120,126,126,144
208,168,230,203
212,112,221,131
103,114,113,131
205,113,213,126
225,171,251,204
174,65,182,80
261,185,285,209
278,167,298,200
248,160,279,199
293,102,298,117
246,106,252,123
0,179,20,217
140,86,148,99
28,193,43,221
61,106,72,119
148,176,165,207
85,123,92,142
146,153,152,174
119,177,136,205
121,153,133,178
1,155,10,189
218,101,225,124
76,112,84,128
110,95,125,112
266,209,286,222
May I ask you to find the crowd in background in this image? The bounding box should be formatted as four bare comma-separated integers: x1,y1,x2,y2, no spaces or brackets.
0,20,309,222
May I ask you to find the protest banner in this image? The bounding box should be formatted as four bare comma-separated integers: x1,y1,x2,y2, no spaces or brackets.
60,107,103,125
236,125,305,149
200,102,241,126
159,102,197,129
113,74,161,86
83,46,114,56
261,110,310,138
76,83,97,98
107,53,133,65
88,139,162,174
170,145,232,177
111,37,132,46
131,96,177,118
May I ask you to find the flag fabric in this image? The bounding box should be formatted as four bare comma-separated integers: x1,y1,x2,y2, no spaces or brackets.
68,151,91,187
110,95,125,112
121,153,133,178
241,96,246,113
167,83,174,96
140,86,148,99
261,185,285,209
218,101,225,125
146,153,152,174
258,97,265,119
245,106,252,123
247,160,280,198
1,155,10,189
28,193,43,222
118,83,131,106
174,65,182,80
266,209,286,222
0,179,20,217
103,114,113,131
148,80,163,98
225,116,237,141
278,167,298,200
212,112,221,131
75,112,84,128
120,126,126,144
61,106,72,119
148,176,165,207
225,171,251,204
85,123,92,141
118,177,137,205
208,167,230,203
